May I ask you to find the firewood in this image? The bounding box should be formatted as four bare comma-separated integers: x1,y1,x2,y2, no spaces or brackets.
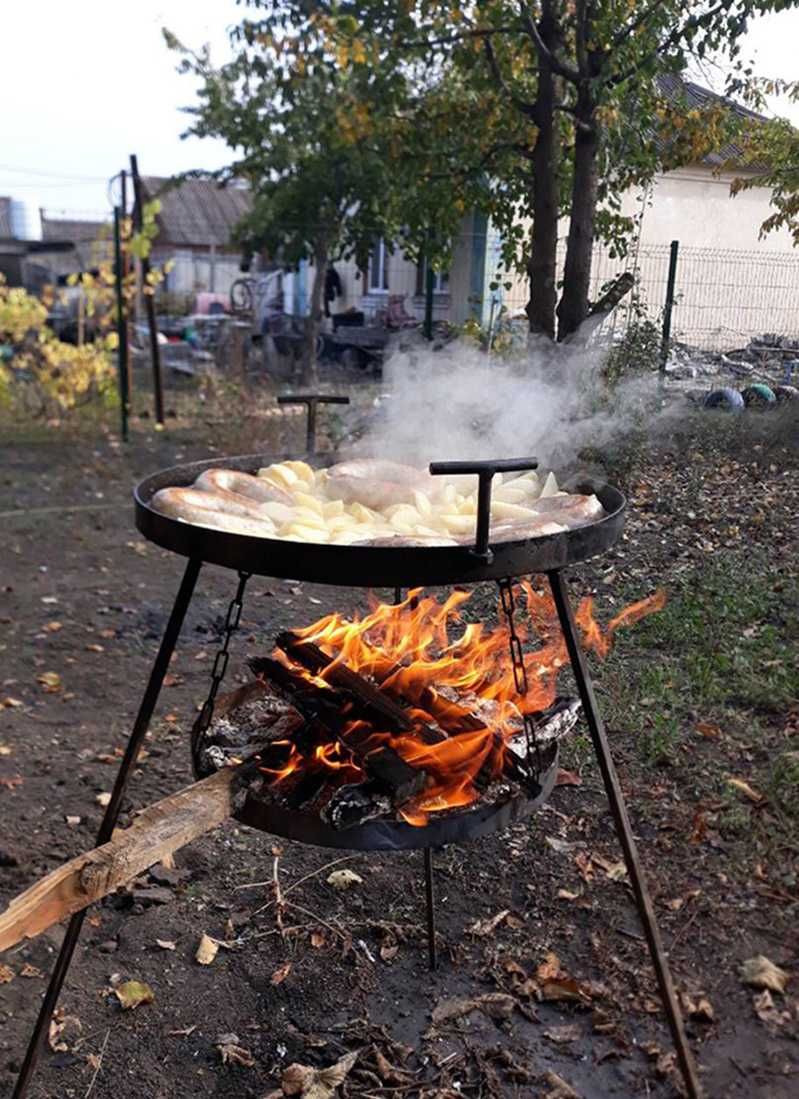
0,765,251,953
250,656,428,804
274,632,446,744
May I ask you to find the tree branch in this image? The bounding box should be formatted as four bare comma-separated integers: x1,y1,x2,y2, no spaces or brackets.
483,36,538,118
609,0,731,87
517,0,580,83
610,0,669,51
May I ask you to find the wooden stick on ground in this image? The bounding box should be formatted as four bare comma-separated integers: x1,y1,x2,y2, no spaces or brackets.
0,765,248,954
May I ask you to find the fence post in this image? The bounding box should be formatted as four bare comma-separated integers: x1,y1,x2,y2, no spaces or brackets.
113,206,129,443
129,154,165,427
660,240,679,373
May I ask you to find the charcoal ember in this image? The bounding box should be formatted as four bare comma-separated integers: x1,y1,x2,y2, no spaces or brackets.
321,783,392,830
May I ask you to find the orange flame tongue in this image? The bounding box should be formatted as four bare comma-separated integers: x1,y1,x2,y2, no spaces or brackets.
267,584,665,823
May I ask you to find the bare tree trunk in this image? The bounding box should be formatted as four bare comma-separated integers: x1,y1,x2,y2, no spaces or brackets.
557,99,599,341
526,12,559,340
302,237,329,387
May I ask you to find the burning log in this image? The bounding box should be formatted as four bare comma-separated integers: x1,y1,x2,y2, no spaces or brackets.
0,765,252,953
250,656,429,804
274,631,447,744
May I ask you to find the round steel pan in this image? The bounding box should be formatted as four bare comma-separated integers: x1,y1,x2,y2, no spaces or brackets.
234,744,559,852
134,453,625,587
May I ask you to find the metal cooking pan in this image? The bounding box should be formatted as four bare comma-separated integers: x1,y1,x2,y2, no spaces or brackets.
134,453,625,587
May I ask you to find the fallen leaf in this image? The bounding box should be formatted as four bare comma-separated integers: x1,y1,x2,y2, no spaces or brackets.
545,836,576,854
271,961,292,985
85,643,105,653
37,671,61,692
543,1071,580,1098
0,964,14,983
19,964,44,979
536,952,562,982
558,888,581,901
379,942,398,961
740,955,789,994
217,1038,255,1067
65,815,81,826
1,698,22,710
282,1049,359,1099
695,721,722,739
682,994,714,1022
432,996,478,1024
543,1023,581,1044
48,1009,82,1052
476,992,516,1019
728,777,765,804
310,930,326,950
327,868,362,890
156,939,176,951
555,769,582,787
95,792,111,808
195,933,219,966
0,775,23,790
591,853,627,881
540,978,593,1006
468,909,510,936
115,980,154,1010
574,851,594,882
44,621,63,633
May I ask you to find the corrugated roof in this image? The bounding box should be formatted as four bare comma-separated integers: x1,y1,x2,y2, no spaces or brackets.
41,216,110,243
656,73,767,167
142,176,251,248
0,197,12,238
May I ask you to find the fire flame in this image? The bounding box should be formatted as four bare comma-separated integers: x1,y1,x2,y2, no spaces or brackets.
261,583,665,824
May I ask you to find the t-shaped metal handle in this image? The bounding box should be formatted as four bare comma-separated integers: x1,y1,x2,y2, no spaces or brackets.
429,457,539,562
277,393,350,455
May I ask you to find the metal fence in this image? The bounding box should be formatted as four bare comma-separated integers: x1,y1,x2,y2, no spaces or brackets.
516,241,799,353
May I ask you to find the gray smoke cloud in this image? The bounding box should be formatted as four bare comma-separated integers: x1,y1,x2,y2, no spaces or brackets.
351,332,662,474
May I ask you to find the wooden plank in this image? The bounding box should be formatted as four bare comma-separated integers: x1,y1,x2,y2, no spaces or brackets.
0,765,248,953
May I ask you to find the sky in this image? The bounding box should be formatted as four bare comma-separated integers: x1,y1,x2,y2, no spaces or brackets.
2,2,799,220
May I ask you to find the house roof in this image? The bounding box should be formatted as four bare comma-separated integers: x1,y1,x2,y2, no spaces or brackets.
142,176,251,249
656,73,767,168
41,216,109,244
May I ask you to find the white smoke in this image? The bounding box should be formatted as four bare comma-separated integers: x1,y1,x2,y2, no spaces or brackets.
352,331,662,474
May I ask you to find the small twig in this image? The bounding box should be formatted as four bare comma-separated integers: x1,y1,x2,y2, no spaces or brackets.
272,854,285,937
613,925,645,943
84,1028,111,1098
236,853,358,894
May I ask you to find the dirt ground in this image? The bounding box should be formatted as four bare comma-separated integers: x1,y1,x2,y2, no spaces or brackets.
1,402,797,1099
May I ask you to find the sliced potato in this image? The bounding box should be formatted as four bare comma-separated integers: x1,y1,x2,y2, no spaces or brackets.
349,502,382,523
413,490,432,516
323,498,345,518
539,471,559,498
282,460,315,485
490,500,538,521
439,513,479,535
294,491,324,516
284,522,330,543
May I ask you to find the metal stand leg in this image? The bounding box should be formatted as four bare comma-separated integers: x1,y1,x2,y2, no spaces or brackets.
423,847,437,972
13,558,203,1099
547,570,702,1099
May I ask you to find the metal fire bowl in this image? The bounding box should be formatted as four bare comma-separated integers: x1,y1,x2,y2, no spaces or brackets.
233,743,559,852
134,453,626,587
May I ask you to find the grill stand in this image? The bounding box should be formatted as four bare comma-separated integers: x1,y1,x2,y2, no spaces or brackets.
12,557,203,1099
547,569,702,1099
12,565,702,1099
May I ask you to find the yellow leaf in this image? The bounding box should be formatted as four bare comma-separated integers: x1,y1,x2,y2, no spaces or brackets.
195,933,219,965
115,979,154,1009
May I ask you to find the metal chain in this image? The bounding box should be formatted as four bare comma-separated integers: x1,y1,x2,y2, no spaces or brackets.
497,578,542,782
191,571,251,773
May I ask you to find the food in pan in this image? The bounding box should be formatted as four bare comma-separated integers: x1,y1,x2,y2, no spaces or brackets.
150,459,607,546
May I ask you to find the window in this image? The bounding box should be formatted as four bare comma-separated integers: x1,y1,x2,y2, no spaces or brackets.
418,259,450,295
368,238,389,293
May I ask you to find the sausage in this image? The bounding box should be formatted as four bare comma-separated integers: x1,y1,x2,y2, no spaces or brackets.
325,459,437,510
530,493,605,527
150,487,276,536
194,468,293,506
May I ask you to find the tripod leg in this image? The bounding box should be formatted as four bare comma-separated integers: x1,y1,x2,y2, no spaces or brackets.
12,558,203,1099
547,570,703,1099
423,847,437,972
